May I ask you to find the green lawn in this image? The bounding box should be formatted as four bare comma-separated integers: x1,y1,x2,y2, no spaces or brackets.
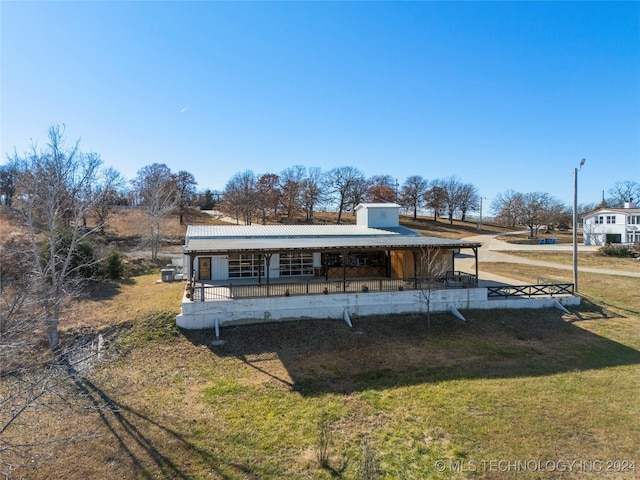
5,271,639,479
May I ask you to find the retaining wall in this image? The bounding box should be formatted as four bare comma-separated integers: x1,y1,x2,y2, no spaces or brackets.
176,288,581,330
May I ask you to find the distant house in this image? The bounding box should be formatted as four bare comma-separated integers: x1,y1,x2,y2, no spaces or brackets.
582,200,640,246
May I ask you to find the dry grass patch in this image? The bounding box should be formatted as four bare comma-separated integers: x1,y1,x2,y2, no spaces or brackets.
401,216,514,239
62,274,185,332
498,250,640,273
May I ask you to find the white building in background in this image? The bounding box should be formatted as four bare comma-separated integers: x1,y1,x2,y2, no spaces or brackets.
582,200,640,246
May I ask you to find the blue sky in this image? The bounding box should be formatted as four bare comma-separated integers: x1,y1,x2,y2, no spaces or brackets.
2,1,639,212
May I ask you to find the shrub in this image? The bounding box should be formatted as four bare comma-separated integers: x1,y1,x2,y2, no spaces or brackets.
103,249,125,279
599,244,634,258
39,226,100,279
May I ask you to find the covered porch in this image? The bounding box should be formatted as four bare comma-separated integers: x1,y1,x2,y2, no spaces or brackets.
183,238,482,302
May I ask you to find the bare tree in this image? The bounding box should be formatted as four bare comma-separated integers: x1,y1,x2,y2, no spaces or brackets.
174,170,198,225
457,183,479,221
416,245,451,327
607,180,640,207
424,184,446,221
91,167,126,233
257,173,281,224
222,170,259,225
516,192,561,238
132,163,180,261
301,167,324,223
367,175,397,203
325,166,366,224
1,128,119,469
279,166,306,220
438,177,465,225
399,175,428,220
491,190,523,227
347,175,370,213
9,125,103,349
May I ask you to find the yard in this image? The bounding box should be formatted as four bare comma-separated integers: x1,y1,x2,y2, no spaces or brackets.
2,209,638,479
2,268,638,479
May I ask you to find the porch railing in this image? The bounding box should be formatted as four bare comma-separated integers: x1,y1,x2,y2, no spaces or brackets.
487,283,574,298
188,272,477,302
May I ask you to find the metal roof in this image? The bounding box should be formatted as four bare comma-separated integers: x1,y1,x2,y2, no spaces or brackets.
186,224,406,239
184,223,481,254
184,234,480,254
354,202,401,210
583,207,640,216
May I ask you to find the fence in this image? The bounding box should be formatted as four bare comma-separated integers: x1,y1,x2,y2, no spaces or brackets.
487,283,574,298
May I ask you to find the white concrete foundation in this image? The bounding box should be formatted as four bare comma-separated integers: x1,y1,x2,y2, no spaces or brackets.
176,288,581,330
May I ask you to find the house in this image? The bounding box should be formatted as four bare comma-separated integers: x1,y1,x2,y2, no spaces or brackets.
176,203,579,330
182,203,470,283
582,200,640,246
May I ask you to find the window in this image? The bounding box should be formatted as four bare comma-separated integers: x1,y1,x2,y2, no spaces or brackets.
627,232,640,243
279,252,314,276
595,216,604,224
228,254,263,278
606,216,616,224
628,215,640,225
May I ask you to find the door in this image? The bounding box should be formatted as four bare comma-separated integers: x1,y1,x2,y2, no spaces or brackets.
198,257,211,281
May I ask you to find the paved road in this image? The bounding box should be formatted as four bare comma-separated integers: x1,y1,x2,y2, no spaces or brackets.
456,232,640,286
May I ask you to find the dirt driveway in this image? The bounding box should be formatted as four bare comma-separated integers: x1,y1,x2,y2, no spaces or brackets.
456,232,639,286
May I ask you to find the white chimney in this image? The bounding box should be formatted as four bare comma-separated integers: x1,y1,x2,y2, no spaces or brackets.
624,198,637,209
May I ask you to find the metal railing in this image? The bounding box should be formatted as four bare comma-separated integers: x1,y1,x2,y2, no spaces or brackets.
487,283,574,298
188,272,477,302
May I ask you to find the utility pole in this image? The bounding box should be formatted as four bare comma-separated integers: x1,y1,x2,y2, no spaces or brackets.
573,159,586,293
477,197,484,232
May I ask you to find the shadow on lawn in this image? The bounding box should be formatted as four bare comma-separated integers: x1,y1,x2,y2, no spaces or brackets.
185,307,640,396
60,357,268,480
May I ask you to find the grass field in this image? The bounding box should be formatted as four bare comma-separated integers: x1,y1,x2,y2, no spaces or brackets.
497,250,640,273
2,267,637,479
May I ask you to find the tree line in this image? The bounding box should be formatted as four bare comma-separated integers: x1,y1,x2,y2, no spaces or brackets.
213,166,640,234
2,128,637,233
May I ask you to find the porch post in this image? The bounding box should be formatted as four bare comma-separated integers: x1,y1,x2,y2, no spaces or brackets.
385,250,391,278
474,247,479,286
342,248,348,292
189,253,196,287
264,253,272,296
188,253,196,301
412,248,418,289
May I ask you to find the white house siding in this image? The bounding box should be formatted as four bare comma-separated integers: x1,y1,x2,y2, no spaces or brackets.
583,208,640,245
212,256,228,280
190,252,324,282
355,203,401,228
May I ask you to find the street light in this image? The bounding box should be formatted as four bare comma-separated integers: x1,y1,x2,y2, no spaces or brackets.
477,196,486,232
573,158,586,293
